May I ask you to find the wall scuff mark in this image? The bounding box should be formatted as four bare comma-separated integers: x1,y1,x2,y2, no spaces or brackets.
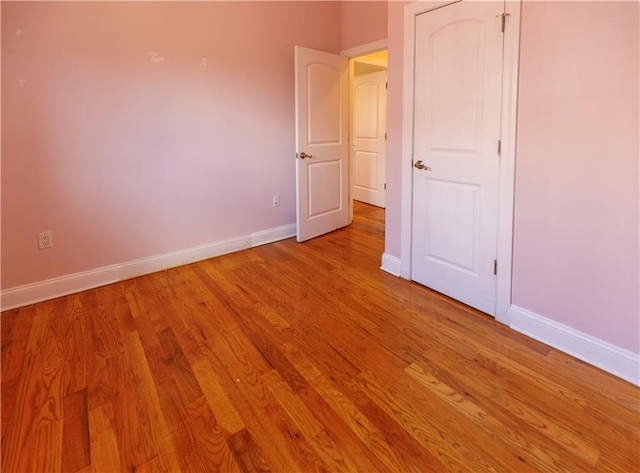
148,52,165,64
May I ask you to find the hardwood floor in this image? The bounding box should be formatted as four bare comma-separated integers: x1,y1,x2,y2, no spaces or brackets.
2,201,639,472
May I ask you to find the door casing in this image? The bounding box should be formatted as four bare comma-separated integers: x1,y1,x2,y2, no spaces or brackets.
400,0,521,324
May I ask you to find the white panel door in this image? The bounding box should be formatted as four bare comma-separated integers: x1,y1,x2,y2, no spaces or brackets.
295,46,349,242
411,1,504,315
352,70,387,208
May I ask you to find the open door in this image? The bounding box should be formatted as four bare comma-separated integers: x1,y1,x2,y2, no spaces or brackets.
295,46,348,242
352,69,387,208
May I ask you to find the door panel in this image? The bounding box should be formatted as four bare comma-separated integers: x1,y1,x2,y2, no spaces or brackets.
308,160,342,217
352,70,387,208
354,81,380,138
353,150,378,191
425,180,479,272
429,21,484,151
308,64,343,144
295,46,348,242
411,1,504,315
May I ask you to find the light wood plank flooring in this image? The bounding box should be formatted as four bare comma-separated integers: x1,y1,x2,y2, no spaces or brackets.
2,202,639,472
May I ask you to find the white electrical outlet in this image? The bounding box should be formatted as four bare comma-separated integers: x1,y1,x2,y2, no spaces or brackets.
272,194,280,207
38,231,53,249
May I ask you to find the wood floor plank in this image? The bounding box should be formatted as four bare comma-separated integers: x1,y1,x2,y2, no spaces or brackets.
78,403,122,473
111,330,166,471
80,291,126,361
62,388,91,472
356,367,536,473
295,367,437,472
2,301,65,473
288,351,440,472
1,307,33,384
0,377,20,446
2,202,638,472
190,359,245,436
248,331,308,394
156,327,204,406
419,320,638,461
179,395,243,473
223,392,306,473
420,341,639,471
260,400,329,473
263,370,322,436
52,294,87,399
226,428,271,473
404,362,575,471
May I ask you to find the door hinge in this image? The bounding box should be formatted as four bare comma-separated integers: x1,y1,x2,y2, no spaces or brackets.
384,183,387,190
497,139,502,156
385,82,388,89
493,259,498,275
385,132,387,140
498,13,510,33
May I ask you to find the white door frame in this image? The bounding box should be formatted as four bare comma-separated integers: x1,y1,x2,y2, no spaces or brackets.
400,0,521,325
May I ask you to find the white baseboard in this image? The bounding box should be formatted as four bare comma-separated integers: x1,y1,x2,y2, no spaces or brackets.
510,305,640,386
1,224,296,311
380,253,402,277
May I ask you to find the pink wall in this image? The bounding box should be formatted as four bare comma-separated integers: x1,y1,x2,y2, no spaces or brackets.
1,1,341,289
512,0,639,353
384,0,639,354
340,1,388,51
384,0,409,258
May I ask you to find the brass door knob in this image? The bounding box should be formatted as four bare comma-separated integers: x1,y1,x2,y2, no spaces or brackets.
414,160,431,171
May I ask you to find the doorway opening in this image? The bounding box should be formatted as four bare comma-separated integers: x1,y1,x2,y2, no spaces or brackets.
294,43,389,242
348,49,388,225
